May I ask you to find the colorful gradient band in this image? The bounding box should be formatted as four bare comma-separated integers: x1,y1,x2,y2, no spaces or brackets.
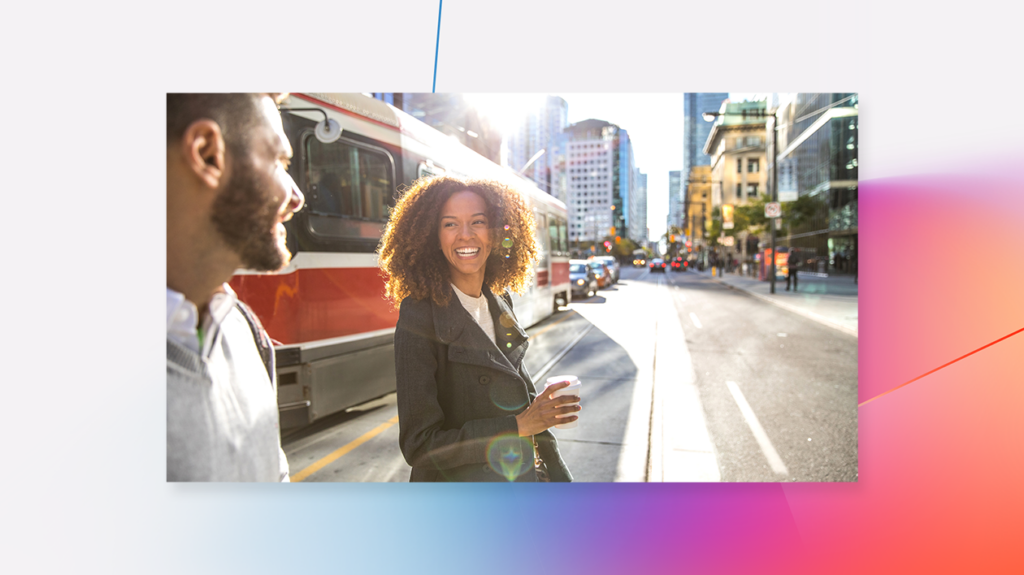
144,174,1023,575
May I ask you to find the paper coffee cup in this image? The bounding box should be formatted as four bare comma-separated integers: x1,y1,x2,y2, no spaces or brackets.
544,375,581,429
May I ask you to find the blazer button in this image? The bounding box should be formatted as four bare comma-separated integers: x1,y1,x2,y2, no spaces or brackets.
479,375,491,385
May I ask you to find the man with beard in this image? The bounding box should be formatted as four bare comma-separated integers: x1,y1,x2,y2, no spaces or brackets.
166,93,304,481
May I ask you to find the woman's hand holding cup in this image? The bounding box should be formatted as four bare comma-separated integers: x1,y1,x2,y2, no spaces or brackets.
516,380,581,437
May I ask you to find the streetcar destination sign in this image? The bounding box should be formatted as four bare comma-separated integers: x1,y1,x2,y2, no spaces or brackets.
765,202,781,218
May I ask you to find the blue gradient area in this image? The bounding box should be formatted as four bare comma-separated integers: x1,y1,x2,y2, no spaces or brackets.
151,483,806,575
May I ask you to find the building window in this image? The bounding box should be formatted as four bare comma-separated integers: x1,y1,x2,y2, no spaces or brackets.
736,184,742,198
748,159,759,173
747,184,758,197
737,159,743,173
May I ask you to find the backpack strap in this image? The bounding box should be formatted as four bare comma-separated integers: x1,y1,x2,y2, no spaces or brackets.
235,300,276,390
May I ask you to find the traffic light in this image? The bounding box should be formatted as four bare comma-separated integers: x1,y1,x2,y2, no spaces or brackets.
615,236,621,243
669,234,676,243
603,240,612,252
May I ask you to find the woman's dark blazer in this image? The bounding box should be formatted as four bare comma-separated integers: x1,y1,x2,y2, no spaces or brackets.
394,285,572,482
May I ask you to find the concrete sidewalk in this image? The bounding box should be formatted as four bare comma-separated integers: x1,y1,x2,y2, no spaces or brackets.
691,267,859,337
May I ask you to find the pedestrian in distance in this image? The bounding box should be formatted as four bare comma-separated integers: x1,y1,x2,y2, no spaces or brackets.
378,175,577,482
786,250,799,292
166,93,304,482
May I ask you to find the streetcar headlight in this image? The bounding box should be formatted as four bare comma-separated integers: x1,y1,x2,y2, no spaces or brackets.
577,279,585,285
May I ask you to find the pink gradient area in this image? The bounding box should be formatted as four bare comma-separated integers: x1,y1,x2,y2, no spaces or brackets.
783,333,1024,573
859,174,1024,403
769,172,1024,573
530,484,806,575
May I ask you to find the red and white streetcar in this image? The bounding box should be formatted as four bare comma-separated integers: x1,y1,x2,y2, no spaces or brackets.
230,93,570,429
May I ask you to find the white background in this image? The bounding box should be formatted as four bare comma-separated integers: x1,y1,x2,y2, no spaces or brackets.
3,0,1022,572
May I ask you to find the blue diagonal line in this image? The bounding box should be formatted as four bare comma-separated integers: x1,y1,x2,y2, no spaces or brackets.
433,0,443,92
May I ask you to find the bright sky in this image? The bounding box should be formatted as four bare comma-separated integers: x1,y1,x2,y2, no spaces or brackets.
464,93,755,243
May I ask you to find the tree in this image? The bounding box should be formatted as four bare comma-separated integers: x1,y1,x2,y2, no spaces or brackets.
660,225,685,258
781,193,825,233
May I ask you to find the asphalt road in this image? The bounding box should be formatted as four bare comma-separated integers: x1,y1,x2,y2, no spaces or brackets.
280,264,858,483
654,267,858,481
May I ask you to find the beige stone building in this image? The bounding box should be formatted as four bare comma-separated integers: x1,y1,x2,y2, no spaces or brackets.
703,100,768,260
685,165,713,245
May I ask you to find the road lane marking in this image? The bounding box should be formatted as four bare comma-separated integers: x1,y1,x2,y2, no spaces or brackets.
291,415,399,482
725,381,788,476
689,312,703,329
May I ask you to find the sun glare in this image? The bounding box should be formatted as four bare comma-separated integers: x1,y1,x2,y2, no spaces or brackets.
463,93,550,136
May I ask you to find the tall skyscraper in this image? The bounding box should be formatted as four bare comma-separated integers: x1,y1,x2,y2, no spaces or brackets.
564,119,634,245
667,170,682,231
681,93,729,228
506,96,569,203
630,169,648,244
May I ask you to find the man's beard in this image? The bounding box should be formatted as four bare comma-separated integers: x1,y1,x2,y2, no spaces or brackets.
210,156,290,272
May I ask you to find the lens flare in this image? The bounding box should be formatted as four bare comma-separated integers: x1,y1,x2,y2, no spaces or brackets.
499,312,516,328
501,238,514,249
489,384,528,411
486,434,533,482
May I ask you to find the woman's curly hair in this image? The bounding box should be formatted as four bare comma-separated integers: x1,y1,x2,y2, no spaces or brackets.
378,175,539,309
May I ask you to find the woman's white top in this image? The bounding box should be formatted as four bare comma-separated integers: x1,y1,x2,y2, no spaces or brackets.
451,284,496,346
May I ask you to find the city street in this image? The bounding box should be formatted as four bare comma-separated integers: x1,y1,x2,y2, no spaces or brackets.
281,266,858,482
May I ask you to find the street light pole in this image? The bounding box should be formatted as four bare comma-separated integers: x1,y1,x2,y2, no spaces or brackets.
768,113,778,294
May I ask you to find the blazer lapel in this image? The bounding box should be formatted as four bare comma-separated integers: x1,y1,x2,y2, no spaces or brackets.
432,286,521,379
486,288,530,372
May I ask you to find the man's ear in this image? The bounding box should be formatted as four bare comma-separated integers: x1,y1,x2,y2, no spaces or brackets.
181,119,227,190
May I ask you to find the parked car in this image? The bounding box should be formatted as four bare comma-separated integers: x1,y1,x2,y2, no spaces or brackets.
589,260,613,288
649,258,667,273
569,260,599,299
592,256,620,283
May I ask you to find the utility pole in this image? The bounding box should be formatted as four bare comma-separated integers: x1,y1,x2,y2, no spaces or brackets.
768,113,778,294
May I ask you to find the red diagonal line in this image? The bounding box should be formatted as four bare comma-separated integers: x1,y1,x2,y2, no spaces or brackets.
859,326,1024,407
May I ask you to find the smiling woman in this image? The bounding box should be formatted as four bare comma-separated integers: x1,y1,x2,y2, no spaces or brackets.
377,175,579,482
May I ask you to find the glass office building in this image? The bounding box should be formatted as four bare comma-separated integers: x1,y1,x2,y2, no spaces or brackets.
770,93,859,276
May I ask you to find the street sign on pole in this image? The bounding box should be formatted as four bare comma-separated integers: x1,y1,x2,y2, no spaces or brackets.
765,202,781,218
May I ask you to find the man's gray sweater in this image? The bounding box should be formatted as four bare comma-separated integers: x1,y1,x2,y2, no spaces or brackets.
167,306,289,482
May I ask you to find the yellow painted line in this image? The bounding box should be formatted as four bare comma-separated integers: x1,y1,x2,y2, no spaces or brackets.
290,415,399,482
528,310,578,341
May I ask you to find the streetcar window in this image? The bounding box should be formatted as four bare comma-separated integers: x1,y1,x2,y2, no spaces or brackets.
548,214,560,256
557,216,568,253
304,137,393,224
534,211,549,270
